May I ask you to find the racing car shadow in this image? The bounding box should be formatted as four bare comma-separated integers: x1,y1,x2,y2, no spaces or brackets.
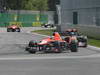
0,44,29,56
27,50,71,54
0,52,28,56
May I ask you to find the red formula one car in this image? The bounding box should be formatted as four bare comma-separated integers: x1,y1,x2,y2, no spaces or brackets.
7,25,21,32
25,32,78,54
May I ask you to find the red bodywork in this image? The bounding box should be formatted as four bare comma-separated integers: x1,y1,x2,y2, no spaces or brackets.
38,32,65,45
26,32,78,53
7,25,19,29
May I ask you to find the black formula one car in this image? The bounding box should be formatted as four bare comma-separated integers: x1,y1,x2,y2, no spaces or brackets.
25,32,78,54
63,29,88,47
7,25,21,32
41,23,54,28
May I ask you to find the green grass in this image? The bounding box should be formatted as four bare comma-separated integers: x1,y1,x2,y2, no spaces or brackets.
32,29,100,47
88,39,100,47
32,29,54,36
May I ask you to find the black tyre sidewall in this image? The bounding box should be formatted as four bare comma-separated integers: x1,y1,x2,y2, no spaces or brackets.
70,42,78,52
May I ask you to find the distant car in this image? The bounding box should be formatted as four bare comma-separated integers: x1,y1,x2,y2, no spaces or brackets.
62,29,88,47
7,25,21,32
41,23,54,28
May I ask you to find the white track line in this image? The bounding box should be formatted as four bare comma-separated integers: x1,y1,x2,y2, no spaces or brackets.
0,54,100,60
88,45,100,51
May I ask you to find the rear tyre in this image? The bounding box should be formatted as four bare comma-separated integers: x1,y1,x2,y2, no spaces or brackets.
16,28,20,32
44,25,47,28
83,42,87,47
28,49,36,54
51,24,54,28
70,42,78,52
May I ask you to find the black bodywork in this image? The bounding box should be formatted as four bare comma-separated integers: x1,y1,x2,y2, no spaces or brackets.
60,29,88,47
41,23,54,28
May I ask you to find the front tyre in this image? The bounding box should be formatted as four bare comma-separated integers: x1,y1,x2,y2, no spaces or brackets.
7,28,12,32
25,47,36,54
28,40,37,47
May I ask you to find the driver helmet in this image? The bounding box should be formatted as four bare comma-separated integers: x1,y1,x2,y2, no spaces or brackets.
72,29,77,32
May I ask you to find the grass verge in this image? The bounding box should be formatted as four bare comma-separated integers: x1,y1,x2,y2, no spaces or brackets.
88,39,100,47
32,29,54,36
32,29,100,47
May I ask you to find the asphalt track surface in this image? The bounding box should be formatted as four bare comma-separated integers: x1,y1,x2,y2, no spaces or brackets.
0,27,100,75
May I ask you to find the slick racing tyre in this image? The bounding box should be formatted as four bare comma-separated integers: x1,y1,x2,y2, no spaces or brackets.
70,41,78,52
7,28,12,32
44,25,48,28
16,28,20,32
28,49,36,54
28,40,37,47
25,47,36,54
83,42,87,47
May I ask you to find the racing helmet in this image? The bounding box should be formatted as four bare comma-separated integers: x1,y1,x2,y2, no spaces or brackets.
72,29,78,32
